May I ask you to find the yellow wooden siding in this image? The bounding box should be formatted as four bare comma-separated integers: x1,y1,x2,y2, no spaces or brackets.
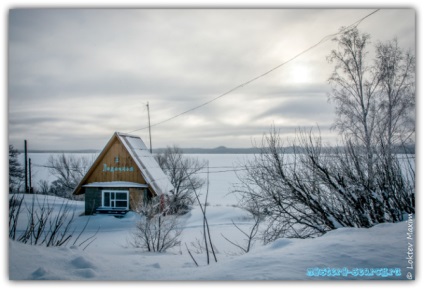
129,188,142,210
85,138,146,184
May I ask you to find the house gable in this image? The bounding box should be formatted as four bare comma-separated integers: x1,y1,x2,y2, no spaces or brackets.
73,132,174,215
73,131,173,199
86,137,146,184
73,133,147,195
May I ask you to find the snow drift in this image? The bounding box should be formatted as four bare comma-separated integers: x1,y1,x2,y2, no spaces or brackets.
9,195,414,280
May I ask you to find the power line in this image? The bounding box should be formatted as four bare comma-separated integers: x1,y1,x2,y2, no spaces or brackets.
31,163,249,171
31,161,297,175
31,152,411,172
127,9,380,134
31,162,250,175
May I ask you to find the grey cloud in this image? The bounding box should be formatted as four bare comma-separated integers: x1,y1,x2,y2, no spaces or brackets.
256,96,334,121
9,116,63,126
8,9,415,150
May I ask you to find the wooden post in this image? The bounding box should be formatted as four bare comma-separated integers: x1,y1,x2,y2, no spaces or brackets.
24,140,28,193
147,102,152,154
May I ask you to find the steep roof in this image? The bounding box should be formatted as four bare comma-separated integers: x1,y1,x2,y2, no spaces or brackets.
116,132,173,196
73,132,173,196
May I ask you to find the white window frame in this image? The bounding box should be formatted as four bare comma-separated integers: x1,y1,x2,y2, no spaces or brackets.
101,190,129,210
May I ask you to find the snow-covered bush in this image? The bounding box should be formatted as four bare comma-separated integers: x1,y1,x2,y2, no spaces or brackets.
131,215,182,252
235,127,415,243
9,193,24,239
9,194,94,247
9,145,24,193
130,199,182,252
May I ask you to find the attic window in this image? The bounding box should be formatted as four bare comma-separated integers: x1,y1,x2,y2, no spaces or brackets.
115,156,119,163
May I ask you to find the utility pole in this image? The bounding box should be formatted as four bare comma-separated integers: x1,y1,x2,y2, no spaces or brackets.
147,102,152,154
24,140,28,193
29,158,32,194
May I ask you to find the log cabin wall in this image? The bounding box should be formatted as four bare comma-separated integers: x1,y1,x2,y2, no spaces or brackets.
85,187,101,215
130,188,156,210
84,186,151,215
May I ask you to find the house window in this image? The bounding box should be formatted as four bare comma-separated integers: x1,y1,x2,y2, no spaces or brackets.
102,190,129,209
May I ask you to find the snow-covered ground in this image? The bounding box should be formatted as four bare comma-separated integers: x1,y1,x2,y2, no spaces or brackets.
10,153,417,283
9,194,415,281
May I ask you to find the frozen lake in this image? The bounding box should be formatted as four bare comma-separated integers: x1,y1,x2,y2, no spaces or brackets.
18,152,415,206
19,153,255,206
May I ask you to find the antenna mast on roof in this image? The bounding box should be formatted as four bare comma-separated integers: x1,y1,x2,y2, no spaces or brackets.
147,102,152,154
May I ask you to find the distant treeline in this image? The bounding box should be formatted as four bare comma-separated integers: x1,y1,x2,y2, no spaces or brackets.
25,144,415,155
165,144,415,154
25,149,101,154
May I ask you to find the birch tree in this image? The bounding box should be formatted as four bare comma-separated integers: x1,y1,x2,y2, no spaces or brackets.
235,28,415,242
374,38,415,154
327,27,380,180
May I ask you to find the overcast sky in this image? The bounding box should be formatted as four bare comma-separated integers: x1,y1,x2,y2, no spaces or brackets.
8,8,415,150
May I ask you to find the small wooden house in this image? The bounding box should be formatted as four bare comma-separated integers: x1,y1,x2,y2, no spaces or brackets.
73,132,174,215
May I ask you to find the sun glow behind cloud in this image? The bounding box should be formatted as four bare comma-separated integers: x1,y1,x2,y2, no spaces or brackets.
288,64,312,84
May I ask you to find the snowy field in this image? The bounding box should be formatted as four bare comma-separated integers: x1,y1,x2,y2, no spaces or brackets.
9,194,414,281
9,153,416,282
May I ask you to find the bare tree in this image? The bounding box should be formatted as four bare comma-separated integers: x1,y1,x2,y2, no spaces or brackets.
328,28,416,178
155,146,206,215
236,128,340,242
374,38,415,153
235,127,414,242
185,166,218,266
235,28,415,243
221,214,260,254
327,27,380,180
47,153,92,199
37,180,50,195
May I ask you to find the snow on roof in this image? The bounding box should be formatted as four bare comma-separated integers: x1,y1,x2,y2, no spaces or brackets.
83,182,149,188
117,132,174,195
